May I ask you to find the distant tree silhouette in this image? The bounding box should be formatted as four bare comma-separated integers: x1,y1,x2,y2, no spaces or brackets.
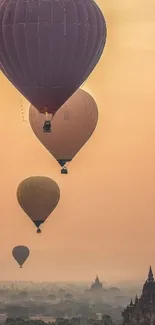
47,293,56,300
77,304,90,317
64,294,73,299
4,315,116,325
102,315,114,325
6,317,27,325
18,291,28,299
5,306,29,318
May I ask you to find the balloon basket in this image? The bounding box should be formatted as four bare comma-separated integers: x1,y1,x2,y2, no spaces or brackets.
37,228,41,234
19,266,23,268
61,167,68,174
43,120,51,133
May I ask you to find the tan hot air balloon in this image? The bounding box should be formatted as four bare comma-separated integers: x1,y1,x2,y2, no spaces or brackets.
17,176,60,233
12,246,30,268
29,89,98,174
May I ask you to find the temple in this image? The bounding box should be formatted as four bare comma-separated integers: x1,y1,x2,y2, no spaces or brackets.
122,266,155,324
89,276,103,291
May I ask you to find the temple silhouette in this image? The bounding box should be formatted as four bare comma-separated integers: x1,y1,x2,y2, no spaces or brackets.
89,275,103,291
122,266,155,325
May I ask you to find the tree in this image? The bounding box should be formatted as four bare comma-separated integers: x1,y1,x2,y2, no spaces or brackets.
102,315,114,325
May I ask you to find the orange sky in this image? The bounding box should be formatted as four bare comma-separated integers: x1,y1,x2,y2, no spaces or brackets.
0,0,155,284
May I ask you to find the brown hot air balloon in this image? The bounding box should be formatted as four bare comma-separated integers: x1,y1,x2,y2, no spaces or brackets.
12,246,30,268
29,89,98,174
17,176,60,233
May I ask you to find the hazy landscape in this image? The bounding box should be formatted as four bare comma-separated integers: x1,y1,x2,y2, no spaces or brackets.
0,279,142,324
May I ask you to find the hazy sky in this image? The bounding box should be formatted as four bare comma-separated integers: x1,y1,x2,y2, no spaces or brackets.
0,0,155,284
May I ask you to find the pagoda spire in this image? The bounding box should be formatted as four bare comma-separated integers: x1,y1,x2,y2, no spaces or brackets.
148,266,154,282
135,295,139,304
95,275,100,283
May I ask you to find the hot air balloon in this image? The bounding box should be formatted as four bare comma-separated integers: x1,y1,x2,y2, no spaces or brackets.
0,0,106,131
17,176,60,233
12,246,30,268
29,89,98,173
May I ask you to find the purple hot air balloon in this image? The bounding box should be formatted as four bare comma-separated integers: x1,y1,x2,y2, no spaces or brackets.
0,0,106,130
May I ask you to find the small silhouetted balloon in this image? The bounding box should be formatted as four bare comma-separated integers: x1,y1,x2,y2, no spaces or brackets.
29,89,98,167
17,176,60,230
12,246,30,268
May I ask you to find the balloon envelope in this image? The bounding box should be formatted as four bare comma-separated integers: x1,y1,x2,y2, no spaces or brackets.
29,89,98,166
12,246,30,268
17,176,60,229
0,0,106,114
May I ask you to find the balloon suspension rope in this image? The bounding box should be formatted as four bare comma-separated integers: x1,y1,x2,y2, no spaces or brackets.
20,99,27,123
64,110,69,121
45,112,53,121
61,162,69,174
